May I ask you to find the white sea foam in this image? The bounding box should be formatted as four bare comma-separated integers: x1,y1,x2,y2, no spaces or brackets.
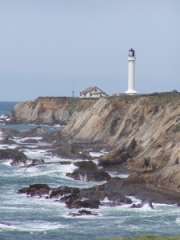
141,202,154,211
0,144,18,150
0,130,4,140
107,171,130,178
2,160,12,166
127,196,142,205
92,159,99,165
0,221,67,232
90,152,103,157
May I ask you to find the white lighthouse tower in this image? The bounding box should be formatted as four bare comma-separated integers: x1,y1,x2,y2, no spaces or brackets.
124,48,138,94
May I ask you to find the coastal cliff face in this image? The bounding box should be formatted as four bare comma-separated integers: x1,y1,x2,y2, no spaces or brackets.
10,92,180,192
10,97,98,125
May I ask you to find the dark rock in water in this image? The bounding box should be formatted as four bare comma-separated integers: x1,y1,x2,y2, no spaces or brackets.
66,171,111,182
74,161,98,171
18,184,51,197
0,128,20,137
66,161,111,182
45,161,72,165
20,127,46,137
66,199,101,209
69,209,98,217
21,139,39,144
10,158,44,167
28,159,44,166
106,192,132,204
53,144,92,160
131,203,142,208
0,136,16,145
0,149,27,161
10,159,44,167
130,200,154,209
57,186,100,209
49,186,79,199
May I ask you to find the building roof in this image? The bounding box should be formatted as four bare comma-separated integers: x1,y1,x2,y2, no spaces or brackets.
80,86,108,96
81,86,96,94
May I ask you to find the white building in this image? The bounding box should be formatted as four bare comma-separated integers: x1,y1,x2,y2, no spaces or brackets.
124,48,138,95
79,86,108,98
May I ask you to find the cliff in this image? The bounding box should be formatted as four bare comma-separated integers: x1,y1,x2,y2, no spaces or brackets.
9,91,180,193
10,97,98,125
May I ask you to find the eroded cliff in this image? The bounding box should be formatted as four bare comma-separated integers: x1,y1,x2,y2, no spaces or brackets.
10,92,180,193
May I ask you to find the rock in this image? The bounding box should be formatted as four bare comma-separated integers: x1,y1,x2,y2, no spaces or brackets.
49,186,79,199
66,171,111,182
54,144,92,160
106,192,132,204
74,161,98,171
0,149,27,161
69,209,98,217
20,127,46,137
10,155,44,166
21,139,39,144
0,128,20,137
18,184,50,197
66,161,111,182
0,136,15,144
54,145,81,159
66,199,101,209
131,204,142,208
99,139,141,167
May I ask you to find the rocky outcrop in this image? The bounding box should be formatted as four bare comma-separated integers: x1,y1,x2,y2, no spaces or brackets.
19,172,180,211
11,158,44,167
10,97,98,125
53,144,92,160
18,184,51,197
66,161,111,182
10,91,180,193
0,149,27,161
69,209,98,217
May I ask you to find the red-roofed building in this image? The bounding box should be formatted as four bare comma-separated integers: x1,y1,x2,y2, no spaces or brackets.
79,86,108,98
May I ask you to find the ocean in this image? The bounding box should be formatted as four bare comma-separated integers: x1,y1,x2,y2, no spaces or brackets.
0,102,180,240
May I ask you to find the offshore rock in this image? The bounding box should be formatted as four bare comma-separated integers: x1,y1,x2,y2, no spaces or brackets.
18,184,51,197
10,158,44,167
69,209,98,217
0,149,27,161
0,136,16,145
66,161,111,182
53,144,92,160
66,199,100,209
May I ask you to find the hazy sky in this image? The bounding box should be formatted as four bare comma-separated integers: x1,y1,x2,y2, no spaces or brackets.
0,0,180,101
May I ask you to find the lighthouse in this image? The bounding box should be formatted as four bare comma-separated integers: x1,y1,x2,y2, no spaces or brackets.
124,48,138,94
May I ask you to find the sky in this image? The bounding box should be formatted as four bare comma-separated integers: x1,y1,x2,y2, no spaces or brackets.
0,0,180,101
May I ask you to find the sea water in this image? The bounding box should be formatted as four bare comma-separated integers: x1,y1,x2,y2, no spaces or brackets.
0,102,180,240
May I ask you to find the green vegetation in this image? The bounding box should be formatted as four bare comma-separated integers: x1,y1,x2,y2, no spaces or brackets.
149,91,180,106
67,98,81,115
98,236,180,240
173,123,180,133
108,94,141,103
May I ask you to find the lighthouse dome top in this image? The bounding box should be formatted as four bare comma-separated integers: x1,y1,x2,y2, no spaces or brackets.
128,48,135,57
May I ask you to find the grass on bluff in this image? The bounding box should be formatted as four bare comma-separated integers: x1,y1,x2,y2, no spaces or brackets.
173,123,180,133
98,236,180,240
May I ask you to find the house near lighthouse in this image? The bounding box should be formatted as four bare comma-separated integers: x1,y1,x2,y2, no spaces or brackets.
79,86,108,98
